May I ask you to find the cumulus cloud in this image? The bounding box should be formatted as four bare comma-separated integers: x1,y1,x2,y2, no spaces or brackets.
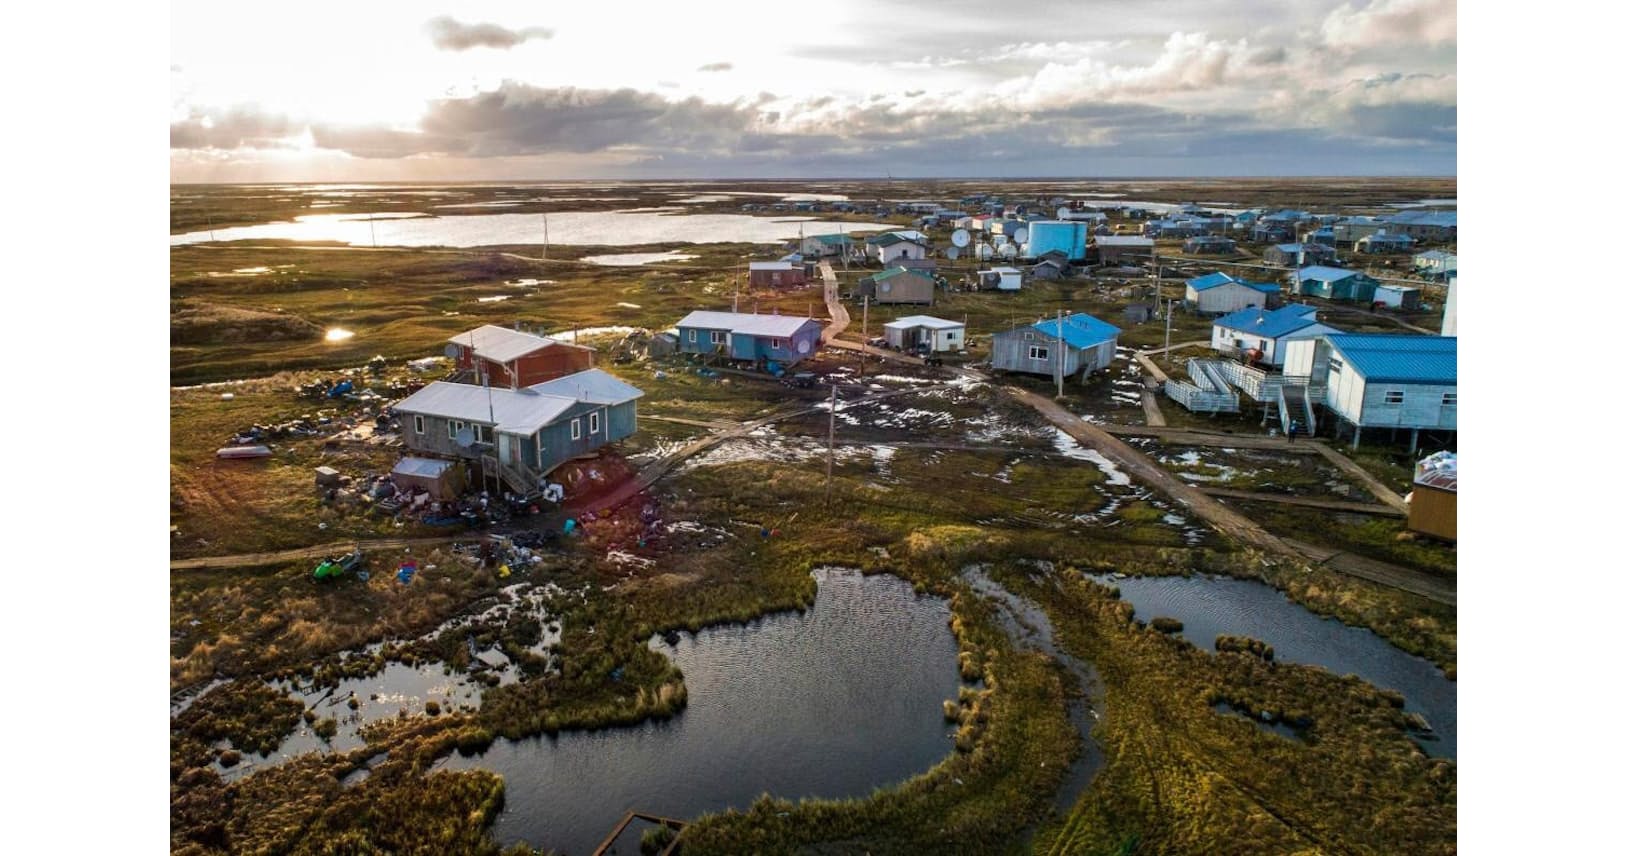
1322,0,1456,50
697,62,733,72
424,16,554,51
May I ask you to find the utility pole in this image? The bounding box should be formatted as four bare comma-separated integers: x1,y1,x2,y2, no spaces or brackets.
1055,308,1064,398
859,296,869,379
368,213,377,248
824,383,838,503
1164,295,1174,355
542,213,549,261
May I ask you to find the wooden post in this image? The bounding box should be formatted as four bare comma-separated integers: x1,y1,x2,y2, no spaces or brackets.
824,384,838,503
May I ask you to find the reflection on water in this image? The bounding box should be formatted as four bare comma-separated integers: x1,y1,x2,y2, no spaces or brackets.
169,210,894,248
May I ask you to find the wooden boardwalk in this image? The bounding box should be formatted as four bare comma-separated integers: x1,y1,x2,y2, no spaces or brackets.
592,810,685,856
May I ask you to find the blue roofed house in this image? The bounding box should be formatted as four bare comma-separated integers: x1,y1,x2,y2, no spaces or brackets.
1379,210,1457,241
1209,305,1340,367
1414,249,1458,279
1290,266,1381,302
1282,333,1456,449
392,368,644,493
1184,272,1281,314
990,312,1121,380
675,310,824,368
1356,231,1417,254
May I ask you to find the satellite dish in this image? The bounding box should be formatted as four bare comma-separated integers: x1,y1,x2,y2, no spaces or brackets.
1057,206,1072,220
1013,227,1029,244
946,246,961,260
1000,244,1017,260
1015,243,1027,258
951,228,970,248
443,343,462,358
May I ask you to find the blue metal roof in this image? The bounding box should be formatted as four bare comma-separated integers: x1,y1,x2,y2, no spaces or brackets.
1326,334,1456,384
1032,313,1122,350
1212,305,1333,340
1188,271,1278,293
1294,265,1362,283
1384,211,1457,228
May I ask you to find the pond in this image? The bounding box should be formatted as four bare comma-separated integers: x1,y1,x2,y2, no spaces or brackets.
1094,573,1456,757
442,567,964,853
168,210,894,248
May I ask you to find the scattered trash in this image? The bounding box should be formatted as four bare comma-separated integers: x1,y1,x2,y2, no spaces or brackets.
220,392,235,401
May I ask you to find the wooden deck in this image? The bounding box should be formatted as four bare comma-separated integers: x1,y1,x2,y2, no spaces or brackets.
592,810,686,856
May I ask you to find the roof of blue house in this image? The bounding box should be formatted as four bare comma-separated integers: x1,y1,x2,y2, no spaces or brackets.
1294,266,1363,283
1188,271,1278,293
1032,313,1122,350
1213,305,1331,339
1326,334,1457,384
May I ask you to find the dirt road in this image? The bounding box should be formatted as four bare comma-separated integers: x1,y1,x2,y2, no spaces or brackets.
170,537,465,571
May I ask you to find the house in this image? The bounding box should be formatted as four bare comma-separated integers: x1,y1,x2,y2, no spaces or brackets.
447,324,595,389
801,233,857,258
978,266,1024,291
675,310,824,367
1094,235,1155,266
1379,210,1457,241
1356,231,1417,254
1408,451,1457,541
1374,284,1422,310
866,232,930,265
1290,266,1381,302
390,456,466,501
392,368,644,493
1414,250,1458,278
1143,219,1205,239
990,312,1121,379
1029,257,1071,280
1209,304,1340,367
1304,226,1337,247
1282,333,1456,448
883,315,966,353
1122,303,1155,324
1250,222,1297,244
1263,243,1337,267
1184,272,1281,314
748,261,807,289
1331,217,1386,246
858,267,936,305
1183,235,1237,255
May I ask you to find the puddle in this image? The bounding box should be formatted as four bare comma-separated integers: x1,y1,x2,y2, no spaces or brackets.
325,328,356,342
581,251,698,266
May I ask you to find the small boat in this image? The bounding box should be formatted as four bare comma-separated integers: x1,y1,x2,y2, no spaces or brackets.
216,445,272,460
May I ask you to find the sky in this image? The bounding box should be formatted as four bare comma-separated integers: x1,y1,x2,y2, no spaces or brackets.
169,0,1456,181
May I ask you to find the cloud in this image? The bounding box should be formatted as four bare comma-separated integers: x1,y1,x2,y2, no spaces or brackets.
1322,0,1456,50
170,108,299,150
697,62,733,72
424,16,554,51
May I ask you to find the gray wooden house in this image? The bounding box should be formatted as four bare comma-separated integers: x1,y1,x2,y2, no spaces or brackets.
991,312,1121,380
858,267,936,304
392,368,644,493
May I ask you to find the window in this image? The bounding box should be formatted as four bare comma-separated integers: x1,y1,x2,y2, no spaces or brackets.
1328,357,1344,373
946,331,957,340
413,414,425,435
770,338,784,350
1442,392,1457,407
448,419,466,440
711,331,726,344
571,418,582,440
1029,346,1050,361
589,412,600,434
474,425,490,444
687,329,697,343
1384,390,1405,405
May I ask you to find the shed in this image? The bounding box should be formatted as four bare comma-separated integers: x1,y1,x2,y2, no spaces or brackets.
391,457,466,501
1408,451,1457,541
979,267,1024,291
447,324,595,389
1373,284,1422,310
883,315,966,353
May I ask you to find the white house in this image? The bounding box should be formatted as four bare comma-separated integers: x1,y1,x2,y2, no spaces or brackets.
866,232,930,265
883,315,966,353
1184,272,1281,314
1283,333,1456,448
1209,305,1340,367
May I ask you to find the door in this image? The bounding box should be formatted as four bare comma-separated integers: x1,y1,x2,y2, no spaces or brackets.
497,433,515,466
